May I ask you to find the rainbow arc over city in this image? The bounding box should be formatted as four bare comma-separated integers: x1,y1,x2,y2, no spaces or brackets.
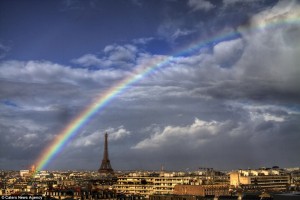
34,12,300,172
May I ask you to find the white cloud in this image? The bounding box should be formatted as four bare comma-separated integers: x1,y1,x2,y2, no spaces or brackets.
132,37,154,45
263,113,285,122
72,44,138,68
71,54,103,67
72,131,101,147
104,44,137,62
230,102,300,116
71,126,130,147
21,105,59,112
105,126,131,140
172,29,196,40
0,60,127,85
242,0,300,31
237,103,287,123
133,118,222,149
188,0,215,12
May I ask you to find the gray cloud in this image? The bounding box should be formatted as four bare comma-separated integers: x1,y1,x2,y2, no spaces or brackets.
0,0,300,170
223,0,262,7
188,0,216,12
130,113,300,170
213,38,244,68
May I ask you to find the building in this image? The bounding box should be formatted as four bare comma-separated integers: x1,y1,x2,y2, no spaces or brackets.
20,170,30,177
173,184,230,197
114,172,192,198
45,188,117,200
114,169,229,198
230,169,290,192
290,169,300,191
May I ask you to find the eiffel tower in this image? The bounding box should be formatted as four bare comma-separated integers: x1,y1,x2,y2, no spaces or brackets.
98,133,114,175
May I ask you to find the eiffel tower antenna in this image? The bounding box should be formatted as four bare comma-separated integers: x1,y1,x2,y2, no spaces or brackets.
98,133,114,175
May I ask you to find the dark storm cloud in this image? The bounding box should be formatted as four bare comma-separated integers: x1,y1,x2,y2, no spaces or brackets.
199,79,300,103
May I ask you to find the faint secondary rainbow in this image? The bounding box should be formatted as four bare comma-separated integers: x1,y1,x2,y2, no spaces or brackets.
34,12,300,171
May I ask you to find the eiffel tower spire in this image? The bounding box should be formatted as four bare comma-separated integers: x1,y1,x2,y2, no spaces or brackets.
98,133,114,174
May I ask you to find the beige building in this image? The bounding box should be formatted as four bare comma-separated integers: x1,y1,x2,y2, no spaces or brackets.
20,170,30,177
230,169,290,191
114,172,193,197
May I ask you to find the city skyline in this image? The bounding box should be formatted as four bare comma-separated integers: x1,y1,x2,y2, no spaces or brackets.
0,0,300,171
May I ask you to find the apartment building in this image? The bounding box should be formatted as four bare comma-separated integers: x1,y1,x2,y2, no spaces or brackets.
114,172,193,197
230,168,290,191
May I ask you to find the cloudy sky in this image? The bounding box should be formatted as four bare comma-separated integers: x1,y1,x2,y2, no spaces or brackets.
0,0,300,171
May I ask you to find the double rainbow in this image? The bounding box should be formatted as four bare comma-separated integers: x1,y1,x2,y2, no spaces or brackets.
34,10,300,171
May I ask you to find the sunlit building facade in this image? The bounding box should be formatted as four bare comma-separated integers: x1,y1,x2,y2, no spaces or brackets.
114,172,192,198
230,169,291,191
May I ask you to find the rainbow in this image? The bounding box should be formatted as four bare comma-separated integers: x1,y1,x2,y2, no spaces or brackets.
34,11,300,171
